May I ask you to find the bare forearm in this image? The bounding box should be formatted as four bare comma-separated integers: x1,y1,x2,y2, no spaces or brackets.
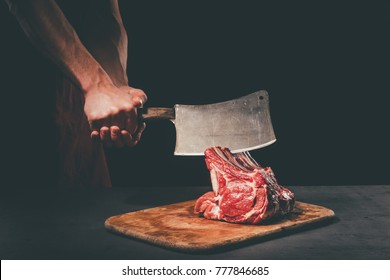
5,0,113,93
6,0,148,146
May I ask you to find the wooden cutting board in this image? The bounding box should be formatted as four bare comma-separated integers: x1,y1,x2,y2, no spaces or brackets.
105,200,335,252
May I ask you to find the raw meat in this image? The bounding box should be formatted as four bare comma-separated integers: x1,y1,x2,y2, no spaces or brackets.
194,146,295,224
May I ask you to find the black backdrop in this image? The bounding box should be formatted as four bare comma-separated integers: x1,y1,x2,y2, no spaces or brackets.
1,1,389,188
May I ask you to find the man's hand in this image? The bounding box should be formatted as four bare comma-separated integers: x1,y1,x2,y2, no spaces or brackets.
6,0,145,148
84,82,147,147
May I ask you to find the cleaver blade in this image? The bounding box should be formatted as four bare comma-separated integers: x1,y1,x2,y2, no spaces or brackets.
140,90,276,156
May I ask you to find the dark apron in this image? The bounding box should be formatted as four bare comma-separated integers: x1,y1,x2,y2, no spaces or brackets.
55,78,111,187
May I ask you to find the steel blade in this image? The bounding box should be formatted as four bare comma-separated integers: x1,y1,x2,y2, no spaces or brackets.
173,90,276,155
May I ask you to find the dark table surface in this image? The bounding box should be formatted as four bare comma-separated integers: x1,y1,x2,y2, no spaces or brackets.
1,185,389,260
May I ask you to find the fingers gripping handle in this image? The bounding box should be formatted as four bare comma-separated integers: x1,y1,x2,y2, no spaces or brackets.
138,107,175,121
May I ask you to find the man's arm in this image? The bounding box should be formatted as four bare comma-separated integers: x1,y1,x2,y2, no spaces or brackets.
5,0,147,146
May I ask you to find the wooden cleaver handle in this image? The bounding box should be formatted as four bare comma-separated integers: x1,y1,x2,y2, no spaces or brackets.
138,107,175,121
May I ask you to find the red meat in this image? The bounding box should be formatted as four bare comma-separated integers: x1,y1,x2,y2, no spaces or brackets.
194,146,295,224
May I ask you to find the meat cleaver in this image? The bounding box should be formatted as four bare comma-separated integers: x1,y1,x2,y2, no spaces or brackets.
139,90,276,156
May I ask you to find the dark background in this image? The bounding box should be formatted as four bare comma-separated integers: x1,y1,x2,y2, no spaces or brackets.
1,1,389,188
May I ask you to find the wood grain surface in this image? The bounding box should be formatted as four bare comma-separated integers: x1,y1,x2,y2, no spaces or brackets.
104,200,335,252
